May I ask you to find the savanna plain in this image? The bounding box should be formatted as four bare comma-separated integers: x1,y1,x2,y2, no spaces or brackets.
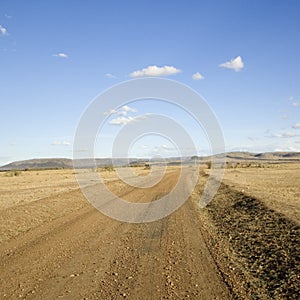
0,163,299,299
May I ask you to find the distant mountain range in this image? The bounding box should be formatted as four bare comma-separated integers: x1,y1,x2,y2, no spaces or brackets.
203,151,300,161
0,152,300,171
0,158,147,171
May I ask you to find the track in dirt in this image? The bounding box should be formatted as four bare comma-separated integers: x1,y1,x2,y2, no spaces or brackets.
0,169,231,300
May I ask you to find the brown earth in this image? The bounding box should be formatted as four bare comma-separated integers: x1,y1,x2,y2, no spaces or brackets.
0,168,231,299
0,166,299,299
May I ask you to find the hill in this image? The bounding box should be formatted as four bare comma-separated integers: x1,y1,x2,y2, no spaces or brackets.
1,152,300,171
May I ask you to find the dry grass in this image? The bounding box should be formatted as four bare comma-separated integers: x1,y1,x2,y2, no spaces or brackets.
196,167,300,299
222,163,300,224
0,169,79,210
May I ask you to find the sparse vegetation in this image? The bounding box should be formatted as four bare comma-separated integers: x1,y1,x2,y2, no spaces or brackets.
203,183,300,299
1,162,299,299
144,163,151,170
104,165,114,172
5,170,21,177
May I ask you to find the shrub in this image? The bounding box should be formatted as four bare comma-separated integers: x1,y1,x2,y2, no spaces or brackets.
5,170,21,177
144,163,151,170
104,166,114,172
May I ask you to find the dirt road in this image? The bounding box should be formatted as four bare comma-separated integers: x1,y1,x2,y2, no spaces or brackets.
0,169,231,299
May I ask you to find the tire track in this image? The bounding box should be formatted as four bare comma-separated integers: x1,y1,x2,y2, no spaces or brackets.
0,168,232,299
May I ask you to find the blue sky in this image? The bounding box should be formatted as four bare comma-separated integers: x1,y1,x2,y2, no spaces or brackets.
1,0,300,165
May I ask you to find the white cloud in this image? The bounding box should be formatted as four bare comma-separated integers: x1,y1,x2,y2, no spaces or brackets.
105,73,117,79
161,144,174,150
122,105,137,112
0,25,8,36
192,72,204,80
271,131,298,138
104,105,137,116
292,123,300,129
274,146,300,152
104,109,118,116
118,111,127,116
219,56,244,72
53,53,68,59
130,65,181,77
292,102,300,107
109,115,147,126
109,116,135,125
288,96,294,101
151,144,178,156
51,140,71,146
4,14,12,19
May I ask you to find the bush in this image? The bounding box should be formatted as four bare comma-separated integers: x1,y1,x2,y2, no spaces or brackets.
206,161,212,169
104,166,114,172
5,170,21,177
144,163,151,170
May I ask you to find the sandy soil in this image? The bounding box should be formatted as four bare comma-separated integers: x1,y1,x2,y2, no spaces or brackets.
0,168,230,299
0,165,299,299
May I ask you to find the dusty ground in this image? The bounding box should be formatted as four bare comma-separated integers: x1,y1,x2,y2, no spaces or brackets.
222,163,300,224
0,169,78,209
0,165,299,299
200,164,300,299
0,167,230,299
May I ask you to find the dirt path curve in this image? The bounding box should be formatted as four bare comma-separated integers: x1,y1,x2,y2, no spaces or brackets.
0,169,231,299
